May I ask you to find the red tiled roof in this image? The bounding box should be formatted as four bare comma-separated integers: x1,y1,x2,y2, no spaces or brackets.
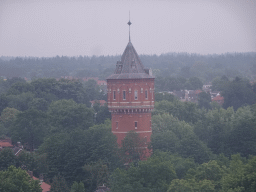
212,95,224,101
0,141,13,148
33,176,51,192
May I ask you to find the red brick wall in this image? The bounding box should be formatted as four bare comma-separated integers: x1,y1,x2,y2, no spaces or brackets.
107,78,155,109
107,78,154,158
111,112,152,146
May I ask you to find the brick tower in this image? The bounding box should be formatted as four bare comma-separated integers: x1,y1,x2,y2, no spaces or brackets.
107,19,155,158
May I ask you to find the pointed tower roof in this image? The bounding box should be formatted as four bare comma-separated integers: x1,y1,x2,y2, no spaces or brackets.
107,17,154,80
107,41,154,80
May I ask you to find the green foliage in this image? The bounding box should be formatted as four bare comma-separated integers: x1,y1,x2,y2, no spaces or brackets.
198,91,212,110
154,92,176,102
211,75,229,91
111,154,177,192
93,103,111,125
194,107,234,154
47,99,94,133
168,178,215,192
0,148,17,171
0,107,20,136
7,92,35,111
83,159,109,191
71,181,85,192
120,131,148,164
152,151,196,179
39,122,119,185
222,77,256,110
185,77,203,90
227,106,256,157
31,78,90,106
221,154,246,192
16,151,41,176
154,100,202,124
243,156,256,191
10,108,49,151
0,165,42,192
83,79,103,101
151,113,212,163
50,174,69,192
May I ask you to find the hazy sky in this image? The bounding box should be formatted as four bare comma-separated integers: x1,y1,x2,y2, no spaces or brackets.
0,0,255,57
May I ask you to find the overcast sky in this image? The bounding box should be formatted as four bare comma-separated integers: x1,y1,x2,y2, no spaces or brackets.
0,0,255,57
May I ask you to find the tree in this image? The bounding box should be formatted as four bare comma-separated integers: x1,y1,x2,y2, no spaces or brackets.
198,92,211,110
71,181,85,192
221,154,246,192
28,98,49,111
185,77,203,90
222,77,256,110
0,165,42,192
83,79,101,101
50,174,69,192
120,131,147,164
83,160,109,191
10,109,49,151
243,156,256,191
151,113,212,163
155,92,176,102
168,179,215,192
7,92,35,111
154,100,201,124
0,148,17,171
111,154,177,192
211,75,229,91
226,106,256,157
93,103,111,125
47,99,94,133
39,122,119,186
0,107,20,135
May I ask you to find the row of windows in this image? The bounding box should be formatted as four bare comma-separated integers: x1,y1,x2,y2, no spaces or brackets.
113,90,149,100
115,121,152,129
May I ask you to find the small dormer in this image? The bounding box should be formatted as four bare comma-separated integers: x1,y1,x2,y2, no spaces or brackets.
115,61,123,74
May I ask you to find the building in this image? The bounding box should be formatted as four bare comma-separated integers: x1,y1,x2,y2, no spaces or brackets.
212,94,224,105
106,19,155,158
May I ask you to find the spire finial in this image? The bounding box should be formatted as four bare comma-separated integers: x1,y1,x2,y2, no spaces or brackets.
127,11,132,42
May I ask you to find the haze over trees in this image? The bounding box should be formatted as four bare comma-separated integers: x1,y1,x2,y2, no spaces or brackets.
0,52,256,191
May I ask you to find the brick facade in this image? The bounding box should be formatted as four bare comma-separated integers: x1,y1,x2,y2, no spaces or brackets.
107,40,154,158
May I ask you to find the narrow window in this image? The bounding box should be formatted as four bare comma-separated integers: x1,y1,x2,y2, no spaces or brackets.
145,90,148,99
135,121,138,129
123,91,126,100
113,91,116,100
134,90,138,100
116,122,118,129
150,120,152,129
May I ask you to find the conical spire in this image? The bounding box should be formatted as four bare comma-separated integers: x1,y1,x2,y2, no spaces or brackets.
106,17,154,80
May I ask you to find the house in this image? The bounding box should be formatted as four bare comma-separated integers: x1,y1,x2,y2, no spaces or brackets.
0,139,24,156
202,84,212,92
212,95,224,105
184,89,202,103
28,171,51,192
0,138,13,149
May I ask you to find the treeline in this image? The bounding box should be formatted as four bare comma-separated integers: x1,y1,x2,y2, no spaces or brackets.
0,77,256,191
1,52,256,83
